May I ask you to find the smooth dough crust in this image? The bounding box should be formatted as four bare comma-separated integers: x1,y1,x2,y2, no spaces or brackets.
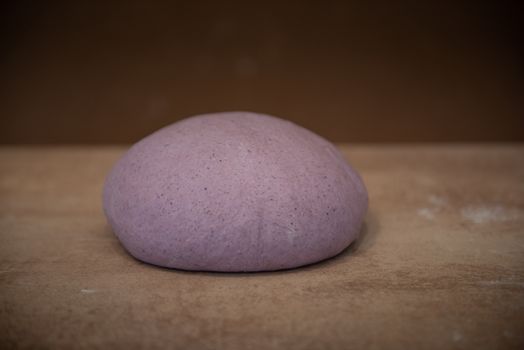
103,112,368,271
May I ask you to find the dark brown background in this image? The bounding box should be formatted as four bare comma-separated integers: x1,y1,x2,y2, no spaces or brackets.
1,0,523,144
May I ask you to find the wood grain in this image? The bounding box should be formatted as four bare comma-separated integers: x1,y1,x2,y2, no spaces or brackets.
1,145,523,349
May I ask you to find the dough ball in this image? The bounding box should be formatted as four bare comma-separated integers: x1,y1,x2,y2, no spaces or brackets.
103,112,368,271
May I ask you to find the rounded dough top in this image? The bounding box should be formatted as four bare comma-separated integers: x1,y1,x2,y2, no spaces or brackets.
103,111,368,271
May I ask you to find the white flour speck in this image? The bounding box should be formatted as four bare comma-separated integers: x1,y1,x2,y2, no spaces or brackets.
80,289,97,294
452,331,463,342
417,208,436,220
417,194,448,220
428,195,447,207
461,205,520,224
477,280,524,288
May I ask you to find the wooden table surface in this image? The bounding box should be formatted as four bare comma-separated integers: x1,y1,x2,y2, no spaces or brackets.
1,145,523,349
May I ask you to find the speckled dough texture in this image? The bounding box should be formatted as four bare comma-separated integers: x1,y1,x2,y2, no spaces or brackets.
103,112,368,271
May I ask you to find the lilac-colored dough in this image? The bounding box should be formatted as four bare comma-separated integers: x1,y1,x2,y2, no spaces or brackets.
103,112,368,272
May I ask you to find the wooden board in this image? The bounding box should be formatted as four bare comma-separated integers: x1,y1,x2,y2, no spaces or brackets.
1,145,523,349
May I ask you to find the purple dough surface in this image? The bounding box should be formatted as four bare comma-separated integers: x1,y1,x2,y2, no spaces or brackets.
103,112,368,272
